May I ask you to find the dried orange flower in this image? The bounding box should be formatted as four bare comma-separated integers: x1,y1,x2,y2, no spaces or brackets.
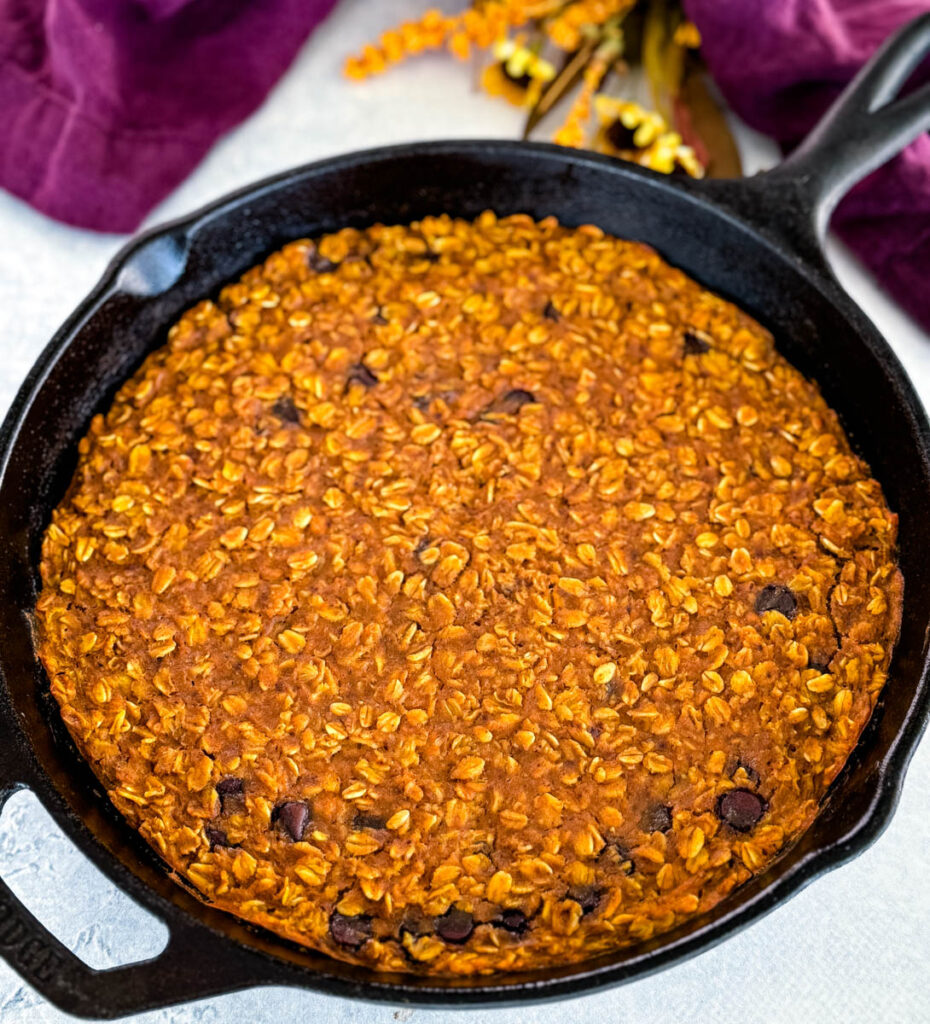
593,96,704,177
482,39,556,106
673,20,701,48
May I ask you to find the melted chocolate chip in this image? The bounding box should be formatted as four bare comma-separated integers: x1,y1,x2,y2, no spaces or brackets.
809,656,833,673
600,842,636,875
271,396,300,424
434,908,474,943
755,584,798,620
330,912,372,949
353,811,387,830
307,247,340,274
216,777,244,812
716,788,766,832
486,389,536,417
498,909,529,934
543,300,560,322
642,804,673,833
274,801,310,842
371,309,389,325
422,249,441,264
683,330,711,356
567,886,602,915
606,119,638,151
347,363,378,390
204,826,231,850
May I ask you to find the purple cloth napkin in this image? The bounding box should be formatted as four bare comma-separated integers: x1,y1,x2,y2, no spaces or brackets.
686,0,930,331
0,0,337,232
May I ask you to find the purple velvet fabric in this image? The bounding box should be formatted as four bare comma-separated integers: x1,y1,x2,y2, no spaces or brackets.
686,0,930,330
0,0,337,232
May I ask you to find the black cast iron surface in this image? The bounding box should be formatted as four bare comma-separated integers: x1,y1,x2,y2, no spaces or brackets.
0,15,929,1020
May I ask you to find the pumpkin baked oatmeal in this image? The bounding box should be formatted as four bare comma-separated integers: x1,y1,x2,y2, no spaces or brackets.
36,213,902,975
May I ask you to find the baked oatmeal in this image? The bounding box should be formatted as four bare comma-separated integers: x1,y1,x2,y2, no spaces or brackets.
35,213,902,974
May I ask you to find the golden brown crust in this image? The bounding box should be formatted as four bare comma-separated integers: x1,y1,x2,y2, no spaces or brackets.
36,213,902,975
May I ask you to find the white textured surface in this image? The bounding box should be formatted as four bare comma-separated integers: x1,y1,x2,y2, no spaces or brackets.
0,2,928,1021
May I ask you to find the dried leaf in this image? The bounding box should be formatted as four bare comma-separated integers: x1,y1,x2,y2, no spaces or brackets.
619,5,645,66
523,40,597,140
673,65,742,179
641,0,684,123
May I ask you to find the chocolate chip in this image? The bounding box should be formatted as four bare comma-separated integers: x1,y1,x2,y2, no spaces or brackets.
755,584,798,620
216,777,244,812
486,389,536,417
732,761,761,787
642,804,673,833
204,826,231,850
716,788,766,832
330,912,372,949
683,330,711,356
497,909,528,934
606,119,638,151
371,309,389,325
566,886,602,915
347,363,378,389
543,300,560,322
434,908,474,943
353,811,387,830
600,842,636,874
307,247,340,273
809,656,833,673
271,396,300,424
274,801,310,842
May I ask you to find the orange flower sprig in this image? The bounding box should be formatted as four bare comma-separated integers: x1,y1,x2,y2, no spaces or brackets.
345,2,553,79
345,8,455,80
343,1,639,80
546,0,636,50
552,51,612,147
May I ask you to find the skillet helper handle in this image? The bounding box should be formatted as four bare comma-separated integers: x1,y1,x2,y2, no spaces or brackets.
0,722,266,1017
0,862,215,1020
775,11,930,236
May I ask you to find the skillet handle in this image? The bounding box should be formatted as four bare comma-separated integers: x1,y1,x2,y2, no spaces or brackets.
698,13,930,262
775,12,930,236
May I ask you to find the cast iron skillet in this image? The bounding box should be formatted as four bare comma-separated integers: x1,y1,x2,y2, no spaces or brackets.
1,16,930,1020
